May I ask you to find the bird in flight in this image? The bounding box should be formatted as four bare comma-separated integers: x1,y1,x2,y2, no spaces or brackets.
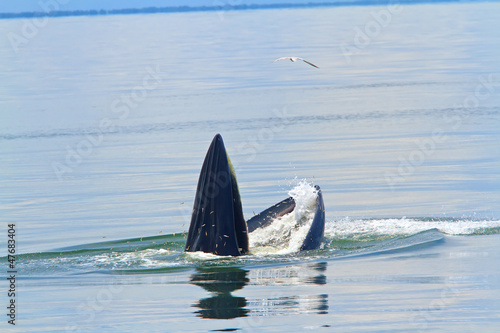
272,57,319,68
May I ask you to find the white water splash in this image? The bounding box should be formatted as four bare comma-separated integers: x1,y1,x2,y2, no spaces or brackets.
249,181,319,255
90,249,177,269
185,251,234,261
289,180,318,223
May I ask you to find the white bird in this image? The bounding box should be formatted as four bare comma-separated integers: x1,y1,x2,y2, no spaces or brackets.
272,57,319,68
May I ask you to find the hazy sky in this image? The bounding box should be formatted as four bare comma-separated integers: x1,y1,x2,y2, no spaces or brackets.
0,0,320,13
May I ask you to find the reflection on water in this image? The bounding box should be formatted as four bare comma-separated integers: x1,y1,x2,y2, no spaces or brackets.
191,268,250,319
248,294,329,317
190,262,329,319
249,261,327,286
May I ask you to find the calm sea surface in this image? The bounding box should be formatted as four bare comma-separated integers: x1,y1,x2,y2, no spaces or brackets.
1,1,500,332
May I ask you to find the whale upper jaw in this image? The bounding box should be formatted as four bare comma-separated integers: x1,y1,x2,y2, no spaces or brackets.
184,134,325,257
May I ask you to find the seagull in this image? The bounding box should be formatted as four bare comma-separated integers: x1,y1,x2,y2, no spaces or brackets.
272,57,319,68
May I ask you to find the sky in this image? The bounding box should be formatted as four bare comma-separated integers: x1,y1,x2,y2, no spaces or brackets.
0,0,327,13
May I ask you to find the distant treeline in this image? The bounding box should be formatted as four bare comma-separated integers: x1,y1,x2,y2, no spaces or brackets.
2,3,334,19
0,0,464,19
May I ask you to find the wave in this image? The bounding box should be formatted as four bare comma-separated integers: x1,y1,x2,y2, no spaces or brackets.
0,0,489,20
326,217,500,239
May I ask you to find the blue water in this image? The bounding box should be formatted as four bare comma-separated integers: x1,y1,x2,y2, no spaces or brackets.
1,1,500,332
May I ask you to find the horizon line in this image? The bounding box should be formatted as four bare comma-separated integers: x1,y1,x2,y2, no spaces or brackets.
0,0,483,20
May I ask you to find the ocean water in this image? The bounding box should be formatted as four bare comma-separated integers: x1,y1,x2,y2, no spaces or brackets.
1,1,500,332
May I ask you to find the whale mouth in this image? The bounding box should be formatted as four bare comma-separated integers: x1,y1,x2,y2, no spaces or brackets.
184,134,325,257
249,182,322,255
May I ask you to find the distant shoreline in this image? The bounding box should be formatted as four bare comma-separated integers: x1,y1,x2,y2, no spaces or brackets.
0,0,477,20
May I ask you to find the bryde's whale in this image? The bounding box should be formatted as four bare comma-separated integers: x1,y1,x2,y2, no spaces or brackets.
185,134,325,256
